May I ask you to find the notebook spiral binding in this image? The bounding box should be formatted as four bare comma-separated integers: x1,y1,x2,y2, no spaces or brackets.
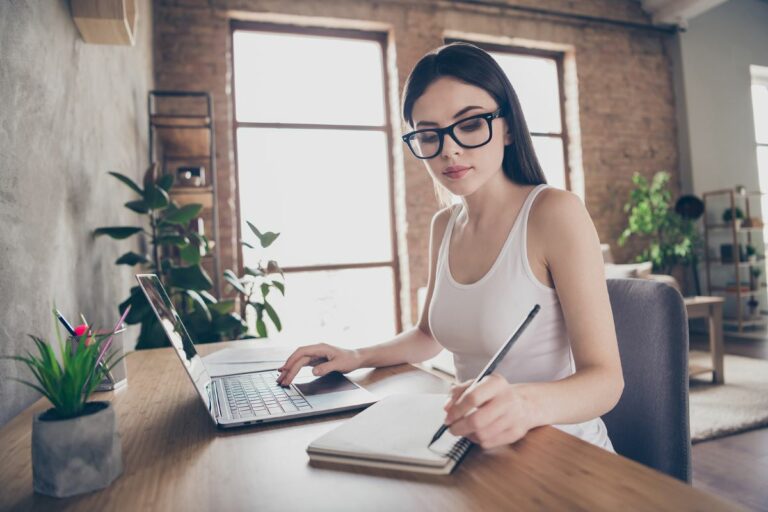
447,437,472,461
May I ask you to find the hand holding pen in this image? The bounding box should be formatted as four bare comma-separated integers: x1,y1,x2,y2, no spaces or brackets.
429,304,541,448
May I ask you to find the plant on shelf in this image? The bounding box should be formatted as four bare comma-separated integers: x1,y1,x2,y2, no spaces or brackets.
95,164,242,348
618,171,701,275
2,309,127,497
722,206,745,225
750,266,762,291
223,221,285,338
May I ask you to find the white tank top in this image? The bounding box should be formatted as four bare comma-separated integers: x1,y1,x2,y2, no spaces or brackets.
428,184,614,451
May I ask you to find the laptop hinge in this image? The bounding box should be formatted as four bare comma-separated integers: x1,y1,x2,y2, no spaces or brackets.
210,379,223,422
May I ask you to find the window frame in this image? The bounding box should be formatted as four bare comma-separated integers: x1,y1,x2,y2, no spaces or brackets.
445,38,571,190
229,20,403,332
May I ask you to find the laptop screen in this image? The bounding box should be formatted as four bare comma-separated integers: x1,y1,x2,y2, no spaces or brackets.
136,274,215,419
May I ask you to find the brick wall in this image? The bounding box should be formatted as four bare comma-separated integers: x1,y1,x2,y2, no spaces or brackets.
153,0,680,326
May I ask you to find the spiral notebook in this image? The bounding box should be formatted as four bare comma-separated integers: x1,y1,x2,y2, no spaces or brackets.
306,393,472,475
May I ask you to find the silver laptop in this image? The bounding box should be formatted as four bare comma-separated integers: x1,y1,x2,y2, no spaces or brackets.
136,274,378,428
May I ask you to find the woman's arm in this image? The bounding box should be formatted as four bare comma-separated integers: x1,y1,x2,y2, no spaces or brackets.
277,207,453,384
445,189,624,447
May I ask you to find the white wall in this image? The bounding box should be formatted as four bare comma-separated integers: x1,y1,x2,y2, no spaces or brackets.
676,0,768,196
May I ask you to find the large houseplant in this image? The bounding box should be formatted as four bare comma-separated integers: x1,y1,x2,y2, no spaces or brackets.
95,164,284,348
618,171,701,275
5,309,128,497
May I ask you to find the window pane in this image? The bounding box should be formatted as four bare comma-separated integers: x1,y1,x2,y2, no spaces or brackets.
490,52,562,134
752,84,768,144
252,267,397,349
531,136,566,190
758,146,768,191
233,31,385,126
237,128,393,267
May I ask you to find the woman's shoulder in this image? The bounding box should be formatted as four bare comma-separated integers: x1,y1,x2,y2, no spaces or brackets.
529,187,595,242
430,204,457,235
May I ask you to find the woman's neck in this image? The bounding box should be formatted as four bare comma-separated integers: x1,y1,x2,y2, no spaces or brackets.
459,171,529,229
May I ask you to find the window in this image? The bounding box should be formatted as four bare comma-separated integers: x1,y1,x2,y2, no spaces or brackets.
752,65,768,193
446,41,570,190
231,24,400,348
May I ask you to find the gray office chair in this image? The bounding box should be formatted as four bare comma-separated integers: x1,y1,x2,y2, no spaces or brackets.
601,278,691,482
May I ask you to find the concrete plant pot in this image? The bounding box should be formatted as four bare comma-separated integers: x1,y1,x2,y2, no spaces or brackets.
32,401,122,497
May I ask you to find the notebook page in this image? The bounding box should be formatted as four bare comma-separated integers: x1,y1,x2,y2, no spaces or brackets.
308,394,465,467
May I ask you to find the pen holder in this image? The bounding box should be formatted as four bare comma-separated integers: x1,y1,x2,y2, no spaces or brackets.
95,326,128,391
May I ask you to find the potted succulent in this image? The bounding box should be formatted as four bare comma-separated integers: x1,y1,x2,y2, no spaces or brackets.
722,207,745,228
4,308,129,497
746,244,760,264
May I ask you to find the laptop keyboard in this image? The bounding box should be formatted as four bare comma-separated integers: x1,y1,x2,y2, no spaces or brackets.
222,371,312,419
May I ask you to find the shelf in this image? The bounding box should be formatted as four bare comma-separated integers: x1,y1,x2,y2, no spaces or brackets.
154,126,210,157
149,90,219,298
709,284,766,294
723,318,768,328
150,114,211,128
706,224,765,232
707,258,765,265
169,187,213,209
71,0,137,46
689,363,715,377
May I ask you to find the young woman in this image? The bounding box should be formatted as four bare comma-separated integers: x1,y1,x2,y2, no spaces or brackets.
278,42,623,451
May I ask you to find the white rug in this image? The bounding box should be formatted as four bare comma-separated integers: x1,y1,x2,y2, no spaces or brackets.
690,351,768,443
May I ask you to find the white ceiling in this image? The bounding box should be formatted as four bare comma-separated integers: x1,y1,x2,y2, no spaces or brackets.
638,0,730,26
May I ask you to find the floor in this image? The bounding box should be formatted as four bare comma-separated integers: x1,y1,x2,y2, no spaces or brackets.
689,331,768,511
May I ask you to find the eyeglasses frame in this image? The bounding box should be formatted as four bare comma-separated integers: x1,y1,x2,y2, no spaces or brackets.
401,108,505,160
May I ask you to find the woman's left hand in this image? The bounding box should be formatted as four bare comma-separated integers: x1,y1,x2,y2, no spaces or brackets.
443,373,537,449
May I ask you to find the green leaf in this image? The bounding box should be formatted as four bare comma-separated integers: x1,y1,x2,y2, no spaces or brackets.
157,235,189,247
259,232,280,248
163,204,203,224
246,221,262,239
255,317,267,338
199,290,217,303
263,301,281,332
180,243,201,265
125,200,150,214
158,173,174,191
168,265,213,291
260,283,270,298
93,227,143,239
108,171,143,196
223,269,247,295
115,252,150,266
266,260,284,276
244,266,264,277
183,290,212,323
213,312,246,333
272,281,285,295
209,299,236,315
144,185,170,210
242,240,256,249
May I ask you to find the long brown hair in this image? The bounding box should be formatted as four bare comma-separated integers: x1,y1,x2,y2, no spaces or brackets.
402,42,547,202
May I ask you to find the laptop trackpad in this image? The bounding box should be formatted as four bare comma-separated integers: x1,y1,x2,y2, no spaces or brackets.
295,372,358,396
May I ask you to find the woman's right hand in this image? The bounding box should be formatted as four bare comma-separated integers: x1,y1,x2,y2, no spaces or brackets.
276,343,364,386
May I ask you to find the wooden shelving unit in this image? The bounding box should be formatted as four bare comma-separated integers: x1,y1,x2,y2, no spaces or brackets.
702,188,767,332
148,91,221,296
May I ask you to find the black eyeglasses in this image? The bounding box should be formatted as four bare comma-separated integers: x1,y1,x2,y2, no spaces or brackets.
402,109,504,159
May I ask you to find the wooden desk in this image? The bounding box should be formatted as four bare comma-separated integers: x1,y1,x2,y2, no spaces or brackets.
684,296,725,384
0,342,739,511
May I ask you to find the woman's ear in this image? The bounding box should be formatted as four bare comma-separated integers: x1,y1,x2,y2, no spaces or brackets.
504,130,513,146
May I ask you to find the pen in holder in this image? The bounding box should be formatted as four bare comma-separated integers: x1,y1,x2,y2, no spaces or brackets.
95,325,128,391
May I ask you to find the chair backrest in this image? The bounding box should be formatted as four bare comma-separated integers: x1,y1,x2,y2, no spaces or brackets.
601,278,691,482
